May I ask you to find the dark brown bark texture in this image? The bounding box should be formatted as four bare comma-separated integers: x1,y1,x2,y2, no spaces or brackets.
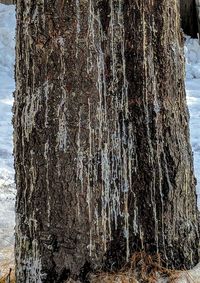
196,0,200,40
0,0,15,4
14,0,200,282
180,0,198,37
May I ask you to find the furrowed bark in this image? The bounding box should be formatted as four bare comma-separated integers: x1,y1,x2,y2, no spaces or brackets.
14,0,200,282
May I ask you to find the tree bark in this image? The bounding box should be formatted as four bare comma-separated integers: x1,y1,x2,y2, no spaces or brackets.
180,0,198,37
0,0,14,4
196,0,200,40
14,0,200,282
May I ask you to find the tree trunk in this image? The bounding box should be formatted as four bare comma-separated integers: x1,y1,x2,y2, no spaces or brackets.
0,0,14,4
14,0,200,282
180,0,198,37
196,0,200,40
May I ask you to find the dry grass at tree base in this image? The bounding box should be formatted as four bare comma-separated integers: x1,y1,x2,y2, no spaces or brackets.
0,268,15,283
0,252,199,283
90,252,199,283
0,247,15,283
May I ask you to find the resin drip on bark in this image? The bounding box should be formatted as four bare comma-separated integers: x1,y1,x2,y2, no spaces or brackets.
14,0,200,282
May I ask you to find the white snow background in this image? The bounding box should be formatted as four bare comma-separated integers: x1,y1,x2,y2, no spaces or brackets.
0,3,15,271
0,3,200,280
185,36,200,207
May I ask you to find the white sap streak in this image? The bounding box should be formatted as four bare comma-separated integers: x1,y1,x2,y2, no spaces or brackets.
32,5,39,23
57,111,68,152
184,169,189,221
92,11,109,250
153,90,160,114
96,41,107,151
133,195,138,235
88,0,95,45
29,150,37,203
124,192,129,261
126,123,136,252
111,133,121,229
76,0,81,58
76,191,81,219
139,227,144,250
150,52,159,253
76,0,81,34
81,0,137,260
118,0,129,118
110,0,116,92
57,36,68,152
101,143,111,251
23,88,41,141
77,107,84,192
57,87,68,152
142,5,163,255
87,99,93,256
157,148,166,258
92,128,98,186
25,239,44,283
44,141,51,227
119,0,131,260
153,75,166,258
44,82,51,128
87,0,95,73
15,216,45,283
151,175,159,253
94,207,100,237
59,36,66,83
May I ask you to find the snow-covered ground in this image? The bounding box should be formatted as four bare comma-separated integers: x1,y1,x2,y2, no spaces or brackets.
185,36,200,206
0,3,200,280
0,3,15,270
